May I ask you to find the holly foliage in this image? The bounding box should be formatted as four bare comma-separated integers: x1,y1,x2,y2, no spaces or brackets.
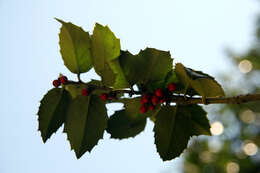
37,19,225,161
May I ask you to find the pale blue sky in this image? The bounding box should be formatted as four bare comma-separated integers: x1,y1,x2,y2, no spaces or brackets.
0,0,259,173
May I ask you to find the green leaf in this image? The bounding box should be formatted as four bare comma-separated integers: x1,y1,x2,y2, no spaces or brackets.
65,84,87,99
109,59,130,89
119,48,173,89
154,105,211,161
175,63,225,97
37,88,71,142
107,110,147,139
186,105,211,136
107,97,161,139
154,106,191,161
164,69,179,86
56,18,92,74
121,97,160,118
64,80,104,98
91,23,129,88
64,95,108,158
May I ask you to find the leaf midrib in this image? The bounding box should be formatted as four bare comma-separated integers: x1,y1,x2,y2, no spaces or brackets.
79,95,91,154
165,107,177,158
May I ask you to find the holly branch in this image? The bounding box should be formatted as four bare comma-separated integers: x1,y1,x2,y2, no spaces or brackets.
36,18,260,161
66,80,260,105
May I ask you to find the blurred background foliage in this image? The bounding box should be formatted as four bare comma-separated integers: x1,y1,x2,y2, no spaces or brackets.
181,4,260,173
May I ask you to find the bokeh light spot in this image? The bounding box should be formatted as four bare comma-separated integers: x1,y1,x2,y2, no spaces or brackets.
238,59,252,73
243,142,258,156
226,162,239,173
199,151,214,163
239,109,256,124
210,121,224,136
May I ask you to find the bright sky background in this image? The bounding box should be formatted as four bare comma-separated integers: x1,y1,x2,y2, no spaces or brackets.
0,0,259,173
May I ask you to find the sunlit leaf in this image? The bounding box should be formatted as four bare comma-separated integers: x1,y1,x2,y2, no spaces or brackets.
175,63,225,97
91,23,129,88
57,18,92,74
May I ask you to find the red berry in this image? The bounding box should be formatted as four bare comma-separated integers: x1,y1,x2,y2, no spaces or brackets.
155,88,164,97
100,93,108,101
53,80,60,88
81,88,90,96
168,83,176,92
59,76,68,84
140,105,148,114
141,94,150,104
151,95,159,105
149,105,155,111
160,98,166,103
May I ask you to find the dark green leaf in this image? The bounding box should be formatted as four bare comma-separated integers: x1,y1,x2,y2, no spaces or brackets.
175,63,225,97
106,97,161,139
64,80,104,98
164,69,179,86
56,18,92,74
37,88,71,142
107,110,147,139
119,48,173,88
91,23,129,88
186,105,211,136
154,106,191,161
121,97,160,118
64,95,108,159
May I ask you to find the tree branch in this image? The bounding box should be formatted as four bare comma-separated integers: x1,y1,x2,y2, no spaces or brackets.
66,80,260,105
171,94,260,105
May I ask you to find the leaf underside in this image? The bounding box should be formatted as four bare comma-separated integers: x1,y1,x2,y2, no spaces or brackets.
64,95,108,158
154,105,211,161
107,110,147,139
38,88,71,142
119,48,173,90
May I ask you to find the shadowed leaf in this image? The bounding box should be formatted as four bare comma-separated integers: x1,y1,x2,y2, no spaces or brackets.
64,95,108,159
38,88,71,142
107,110,147,139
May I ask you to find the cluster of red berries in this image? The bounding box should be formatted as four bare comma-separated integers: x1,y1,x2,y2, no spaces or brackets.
139,83,177,114
52,76,68,88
